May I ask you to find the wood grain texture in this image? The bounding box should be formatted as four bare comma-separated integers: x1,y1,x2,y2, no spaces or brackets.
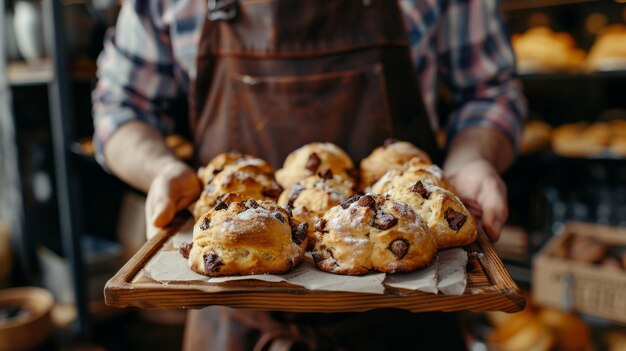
105,214,525,313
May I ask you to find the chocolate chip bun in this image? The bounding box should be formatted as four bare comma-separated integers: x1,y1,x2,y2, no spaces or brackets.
275,142,356,189
277,170,355,250
359,139,432,191
369,159,454,195
193,160,282,219
312,194,436,275
188,198,307,276
197,151,275,185
386,182,477,249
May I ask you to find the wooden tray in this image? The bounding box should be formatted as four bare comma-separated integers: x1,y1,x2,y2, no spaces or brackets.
105,215,525,313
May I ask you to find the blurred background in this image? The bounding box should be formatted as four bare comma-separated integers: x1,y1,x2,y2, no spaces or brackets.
0,0,625,350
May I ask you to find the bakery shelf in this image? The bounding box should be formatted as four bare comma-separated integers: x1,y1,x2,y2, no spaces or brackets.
7,60,54,86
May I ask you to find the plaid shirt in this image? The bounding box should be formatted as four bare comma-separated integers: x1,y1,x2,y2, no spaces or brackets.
93,0,526,167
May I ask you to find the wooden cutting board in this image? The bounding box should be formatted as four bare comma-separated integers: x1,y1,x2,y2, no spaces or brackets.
104,214,525,313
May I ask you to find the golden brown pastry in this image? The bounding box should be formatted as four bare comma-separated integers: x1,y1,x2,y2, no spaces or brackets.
521,121,552,154
386,182,477,249
312,194,436,275
165,134,194,160
193,160,282,219
277,170,355,250
275,142,356,189
358,138,432,191
369,158,453,195
188,198,307,276
567,235,608,264
513,26,585,73
587,24,626,71
197,151,274,185
551,123,592,157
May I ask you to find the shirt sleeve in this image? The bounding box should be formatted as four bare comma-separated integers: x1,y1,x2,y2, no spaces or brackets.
92,0,178,169
436,0,527,152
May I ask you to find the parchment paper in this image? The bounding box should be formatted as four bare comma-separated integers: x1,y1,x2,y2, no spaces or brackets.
144,221,467,296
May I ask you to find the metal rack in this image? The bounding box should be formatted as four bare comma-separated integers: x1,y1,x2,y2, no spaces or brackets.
1,0,89,335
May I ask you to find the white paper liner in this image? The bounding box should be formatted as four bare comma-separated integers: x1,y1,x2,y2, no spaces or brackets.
436,248,468,295
144,228,467,296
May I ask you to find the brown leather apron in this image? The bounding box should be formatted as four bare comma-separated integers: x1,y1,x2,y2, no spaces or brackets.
185,1,457,350
189,0,440,168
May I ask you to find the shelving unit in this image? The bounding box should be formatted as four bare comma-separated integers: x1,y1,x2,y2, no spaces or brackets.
1,0,90,336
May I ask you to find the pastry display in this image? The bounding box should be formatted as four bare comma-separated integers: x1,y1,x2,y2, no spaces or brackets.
512,27,585,73
277,170,355,250
587,24,626,71
369,158,454,195
275,142,357,189
311,194,437,275
193,158,282,219
521,121,553,155
358,138,432,191
187,198,307,276
386,182,477,249
551,121,625,157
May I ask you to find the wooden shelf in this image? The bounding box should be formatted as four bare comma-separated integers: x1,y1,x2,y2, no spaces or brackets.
7,60,54,86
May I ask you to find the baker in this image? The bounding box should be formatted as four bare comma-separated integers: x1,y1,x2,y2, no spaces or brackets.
93,0,526,349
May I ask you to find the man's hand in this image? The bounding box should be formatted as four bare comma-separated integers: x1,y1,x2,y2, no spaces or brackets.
443,127,515,242
145,161,202,239
445,159,507,241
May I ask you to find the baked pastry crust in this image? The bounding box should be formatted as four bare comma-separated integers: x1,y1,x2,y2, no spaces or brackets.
277,171,355,250
197,151,275,185
386,182,477,249
521,121,552,154
312,194,436,275
188,198,306,276
369,159,453,195
193,159,282,219
359,139,432,191
275,142,356,189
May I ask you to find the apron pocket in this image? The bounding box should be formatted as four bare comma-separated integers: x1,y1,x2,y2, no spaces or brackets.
232,63,395,163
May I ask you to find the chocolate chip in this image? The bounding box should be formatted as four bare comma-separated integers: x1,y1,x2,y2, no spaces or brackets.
245,199,259,209
214,201,228,211
445,207,467,231
203,252,224,273
213,168,222,175
372,212,398,230
340,194,362,209
318,169,333,180
314,219,327,234
384,138,399,147
274,212,286,223
411,181,431,199
311,252,323,263
262,188,282,199
305,153,321,173
199,217,211,231
287,184,304,208
357,195,376,211
292,222,308,245
179,242,193,259
388,239,409,260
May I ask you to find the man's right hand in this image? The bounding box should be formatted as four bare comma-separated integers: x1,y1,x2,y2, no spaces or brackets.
145,161,202,239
